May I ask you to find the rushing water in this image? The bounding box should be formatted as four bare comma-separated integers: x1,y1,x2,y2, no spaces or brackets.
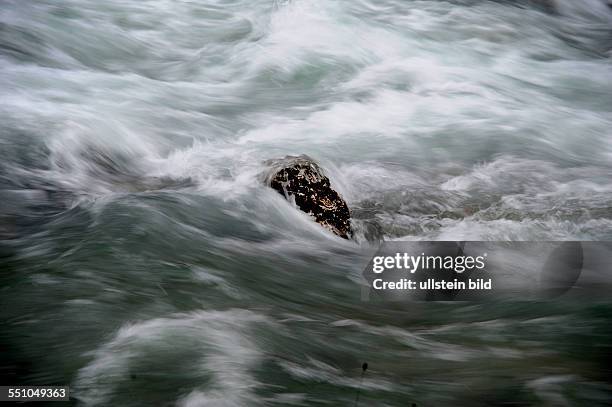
2,0,612,405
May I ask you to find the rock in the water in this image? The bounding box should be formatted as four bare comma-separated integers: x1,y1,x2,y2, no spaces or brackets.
265,155,352,239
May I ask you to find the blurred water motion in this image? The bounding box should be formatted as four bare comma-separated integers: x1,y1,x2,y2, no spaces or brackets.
1,0,612,405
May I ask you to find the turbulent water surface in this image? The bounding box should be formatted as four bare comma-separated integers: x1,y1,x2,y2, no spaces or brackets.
2,0,612,405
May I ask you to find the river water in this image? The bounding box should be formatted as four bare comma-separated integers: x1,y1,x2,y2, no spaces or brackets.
1,0,612,405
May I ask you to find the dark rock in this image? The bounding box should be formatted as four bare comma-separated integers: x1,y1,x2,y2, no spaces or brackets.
265,155,352,239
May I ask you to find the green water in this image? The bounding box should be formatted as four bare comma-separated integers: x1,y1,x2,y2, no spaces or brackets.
2,0,612,405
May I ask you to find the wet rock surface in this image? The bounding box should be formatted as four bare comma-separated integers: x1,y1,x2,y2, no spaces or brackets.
265,156,352,239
